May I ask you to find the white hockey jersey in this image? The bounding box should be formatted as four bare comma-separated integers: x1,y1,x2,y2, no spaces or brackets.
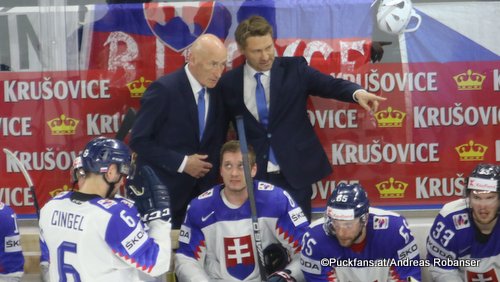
301,207,421,282
39,191,171,281
175,181,309,281
0,202,24,281
426,199,500,282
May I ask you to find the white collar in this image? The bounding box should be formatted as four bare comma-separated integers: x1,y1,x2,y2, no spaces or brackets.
184,64,204,94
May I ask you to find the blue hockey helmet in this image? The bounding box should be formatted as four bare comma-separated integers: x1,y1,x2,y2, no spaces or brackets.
80,137,132,177
324,183,370,236
465,163,500,196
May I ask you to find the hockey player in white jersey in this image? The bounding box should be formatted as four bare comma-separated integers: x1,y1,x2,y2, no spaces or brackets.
0,202,24,281
39,137,172,281
40,154,85,282
301,183,421,282
426,163,500,281
175,140,309,281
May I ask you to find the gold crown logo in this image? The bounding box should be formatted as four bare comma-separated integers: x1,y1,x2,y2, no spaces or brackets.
376,177,408,198
127,76,152,98
453,69,485,90
49,184,73,197
374,107,406,128
47,114,79,135
455,140,488,161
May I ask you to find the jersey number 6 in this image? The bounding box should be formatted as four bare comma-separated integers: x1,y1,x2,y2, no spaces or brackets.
57,241,81,282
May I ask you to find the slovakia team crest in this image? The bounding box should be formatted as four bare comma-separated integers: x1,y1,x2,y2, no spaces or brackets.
467,269,498,282
224,235,256,279
143,2,229,52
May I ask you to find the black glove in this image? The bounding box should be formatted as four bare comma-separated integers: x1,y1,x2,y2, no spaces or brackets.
267,269,296,282
127,165,171,223
370,41,392,63
264,243,290,275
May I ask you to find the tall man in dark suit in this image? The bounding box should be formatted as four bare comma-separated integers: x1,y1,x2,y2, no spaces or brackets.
217,16,386,219
130,34,228,228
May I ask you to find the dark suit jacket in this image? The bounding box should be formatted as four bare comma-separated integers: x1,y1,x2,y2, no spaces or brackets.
217,57,361,189
130,67,228,213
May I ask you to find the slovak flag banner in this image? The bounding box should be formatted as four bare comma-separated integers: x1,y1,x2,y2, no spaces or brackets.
144,2,216,52
1,0,499,216
87,0,374,73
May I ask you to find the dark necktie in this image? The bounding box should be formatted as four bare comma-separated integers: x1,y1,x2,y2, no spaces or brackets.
254,73,277,165
255,72,269,126
197,88,206,140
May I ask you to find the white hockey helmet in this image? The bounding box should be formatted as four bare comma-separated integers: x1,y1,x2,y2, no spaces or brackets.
376,0,421,35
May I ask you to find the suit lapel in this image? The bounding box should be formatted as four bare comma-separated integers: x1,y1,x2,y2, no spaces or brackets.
202,88,217,142
179,69,201,141
233,66,257,123
234,66,247,112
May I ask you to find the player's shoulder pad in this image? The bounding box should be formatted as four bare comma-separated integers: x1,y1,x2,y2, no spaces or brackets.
53,190,71,199
197,187,216,200
439,198,468,218
0,202,13,217
307,217,328,237
255,183,292,206
369,207,405,231
92,197,136,215
95,198,120,210
309,217,325,229
117,197,136,210
370,207,402,217
187,187,219,213
302,219,329,252
256,181,275,191
435,199,470,232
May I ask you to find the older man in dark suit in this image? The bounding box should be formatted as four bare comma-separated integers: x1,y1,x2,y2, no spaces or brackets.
130,34,228,228
217,16,386,219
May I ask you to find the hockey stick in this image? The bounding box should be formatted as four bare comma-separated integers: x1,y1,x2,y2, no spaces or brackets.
115,108,137,141
3,148,40,219
115,107,137,197
235,115,267,282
